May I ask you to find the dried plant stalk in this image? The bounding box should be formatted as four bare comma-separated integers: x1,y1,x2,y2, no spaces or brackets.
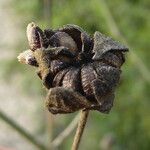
71,110,89,150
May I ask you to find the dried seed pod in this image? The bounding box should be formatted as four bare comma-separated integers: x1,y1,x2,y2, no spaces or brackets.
49,32,78,52
92,32,128,60
35,25,128,114
101,52,125,68
18,24,129,114
81,64,97,99
81,32,93,53
59,24,84,50
44,29,56,39
52,68,70,87
17,50,38,67
62,67,81,91
45,87,93,114
27,22,49,51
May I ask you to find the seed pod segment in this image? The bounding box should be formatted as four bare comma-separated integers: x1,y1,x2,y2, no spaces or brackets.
26,22,49,51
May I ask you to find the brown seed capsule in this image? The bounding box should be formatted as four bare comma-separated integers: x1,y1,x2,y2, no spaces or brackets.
35,25,128,114
49,31,78,52
26,22,49,51
18,24,129,114
81,64,96,99
62,67,81,91
17,50,38,67
45,87,93,114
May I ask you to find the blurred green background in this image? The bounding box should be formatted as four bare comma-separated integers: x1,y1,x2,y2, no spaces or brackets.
0,0,149,150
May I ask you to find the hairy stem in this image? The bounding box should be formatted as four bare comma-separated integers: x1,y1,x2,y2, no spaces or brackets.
71,110,89,150
0,110,48,150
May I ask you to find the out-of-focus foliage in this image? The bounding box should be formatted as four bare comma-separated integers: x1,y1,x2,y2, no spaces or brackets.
9,0,150,149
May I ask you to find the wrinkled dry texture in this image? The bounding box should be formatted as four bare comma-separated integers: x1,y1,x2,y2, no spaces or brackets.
18,23,128,114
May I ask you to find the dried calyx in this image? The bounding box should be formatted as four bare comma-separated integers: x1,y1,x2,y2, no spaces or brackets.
18,22,128,114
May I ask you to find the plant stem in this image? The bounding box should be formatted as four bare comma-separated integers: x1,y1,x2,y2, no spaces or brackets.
0,109,48,150
71,110,89,150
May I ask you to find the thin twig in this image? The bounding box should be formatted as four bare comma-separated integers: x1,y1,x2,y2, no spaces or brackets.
99,0,150,83
52,113,80,148
71,110,89,150
0,110,48,150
